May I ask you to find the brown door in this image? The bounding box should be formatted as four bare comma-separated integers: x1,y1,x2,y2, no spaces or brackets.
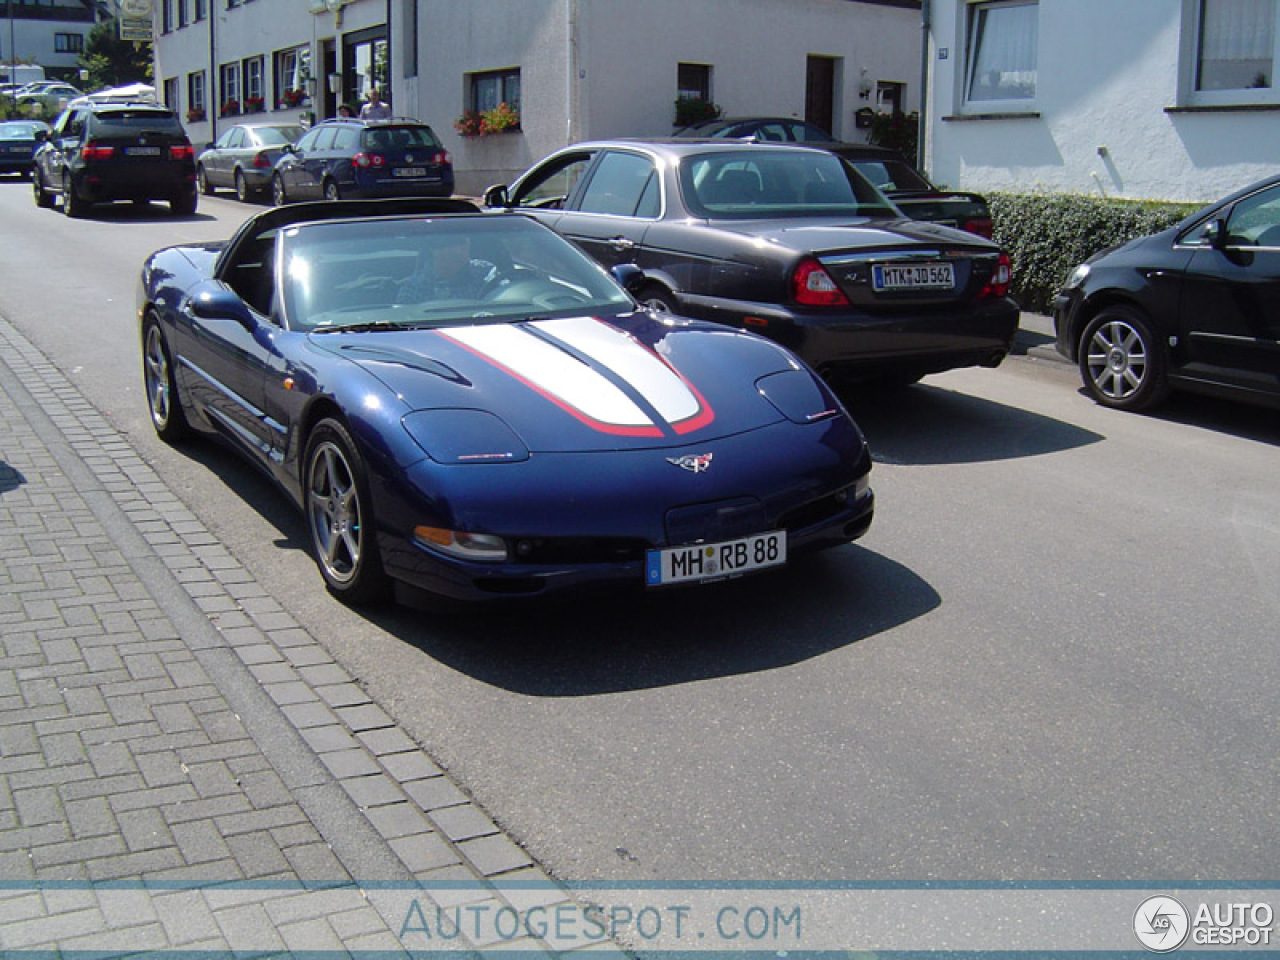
805,56,836,135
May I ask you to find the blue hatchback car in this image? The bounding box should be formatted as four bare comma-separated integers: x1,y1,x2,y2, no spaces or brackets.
271,117,453,204
0,120,51,177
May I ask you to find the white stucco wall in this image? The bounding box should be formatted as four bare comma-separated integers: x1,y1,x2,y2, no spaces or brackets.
925,0,1280,203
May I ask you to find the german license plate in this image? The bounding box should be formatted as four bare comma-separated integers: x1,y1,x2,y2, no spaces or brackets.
645,530,786,586
393,167,427,177
873,262,954,291
126,146,161,156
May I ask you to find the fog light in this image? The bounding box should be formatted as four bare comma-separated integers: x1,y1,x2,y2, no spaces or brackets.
413,526,507,562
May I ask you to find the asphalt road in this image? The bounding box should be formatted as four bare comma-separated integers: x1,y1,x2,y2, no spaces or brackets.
2,180,1277,885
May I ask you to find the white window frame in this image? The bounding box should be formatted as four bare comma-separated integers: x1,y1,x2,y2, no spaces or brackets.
961,0,1039,112
1181,0,1280,106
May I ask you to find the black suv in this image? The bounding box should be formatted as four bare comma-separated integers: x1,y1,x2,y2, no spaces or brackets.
32,101,197,217
271,117,453,204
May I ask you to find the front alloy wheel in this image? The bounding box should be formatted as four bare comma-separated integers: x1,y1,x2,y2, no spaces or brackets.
1079,306,1169,411
271,174,288,206
304,419,389,603
142,318,188,441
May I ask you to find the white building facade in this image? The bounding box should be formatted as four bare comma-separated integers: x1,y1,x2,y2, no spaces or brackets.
2,0,101,81
923,0,1280,204
152,0,922,193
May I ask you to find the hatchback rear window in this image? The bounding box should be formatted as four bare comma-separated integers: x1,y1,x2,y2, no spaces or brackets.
95,111,184,135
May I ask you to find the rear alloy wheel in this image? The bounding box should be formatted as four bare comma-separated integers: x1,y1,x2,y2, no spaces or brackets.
1079,305,1170,411
323,178,341,201
197,164,213,195
638,282,677,314
142,317,189,442
234,169,251,203
32,169,53,208
304,419,390,604
62,173,88,218
271,174,288,206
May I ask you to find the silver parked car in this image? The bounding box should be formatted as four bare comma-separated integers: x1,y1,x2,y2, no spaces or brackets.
196,122,303,202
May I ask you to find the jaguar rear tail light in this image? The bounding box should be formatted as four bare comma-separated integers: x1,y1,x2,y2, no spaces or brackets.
963,217,994,238
792,258,850,307
82,141,115,160
979,252,1012,299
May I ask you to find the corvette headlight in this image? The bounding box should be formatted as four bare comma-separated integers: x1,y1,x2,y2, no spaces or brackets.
756,369,840,424
413,527,508,562
402,409,529,464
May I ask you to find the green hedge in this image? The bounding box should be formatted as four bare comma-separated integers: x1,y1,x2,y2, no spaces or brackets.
988,192,1201,313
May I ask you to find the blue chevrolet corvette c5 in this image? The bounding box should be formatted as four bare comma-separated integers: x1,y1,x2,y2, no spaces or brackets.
138,198,874,604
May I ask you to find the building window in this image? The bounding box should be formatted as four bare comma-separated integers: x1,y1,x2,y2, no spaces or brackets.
243,55,264,111
220,63,241,114
274,46,311,108
963,0,1038,104
187,71,206,120
1193,0,1277,99
194,0,206,20
54,33,84,54
164,77,178,110
161,0,173,33
470,67,521,114
177,0,188,28
677,63,712,102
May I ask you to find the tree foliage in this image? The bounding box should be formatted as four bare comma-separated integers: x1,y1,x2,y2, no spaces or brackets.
78,18,153,92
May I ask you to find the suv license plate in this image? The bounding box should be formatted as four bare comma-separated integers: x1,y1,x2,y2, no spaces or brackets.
645,530,786,586
873,263,954,291
393,167,427,177
126,146,162,156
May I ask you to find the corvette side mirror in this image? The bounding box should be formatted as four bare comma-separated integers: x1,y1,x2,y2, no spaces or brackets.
189,286,258,330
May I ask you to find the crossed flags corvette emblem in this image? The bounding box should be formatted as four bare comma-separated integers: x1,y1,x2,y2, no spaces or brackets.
667,452,713,473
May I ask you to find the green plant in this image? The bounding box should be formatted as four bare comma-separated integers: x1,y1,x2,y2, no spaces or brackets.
674,96,721,128
454,109,484,138
867,110,919,166
481,101,520,134
988,192,1199,312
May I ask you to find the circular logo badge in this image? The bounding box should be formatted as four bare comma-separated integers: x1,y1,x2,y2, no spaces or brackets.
1134,896,1190,953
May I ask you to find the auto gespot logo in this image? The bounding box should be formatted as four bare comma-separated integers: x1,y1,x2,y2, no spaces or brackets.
1135,896,1274,951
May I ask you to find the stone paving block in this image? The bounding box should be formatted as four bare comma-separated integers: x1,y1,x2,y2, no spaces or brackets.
457,834,534,878
238,769,293,810
403,775,468,812
227,830,291,878
342,773,407,810
214,804,308,837
278,915,346,952
30,833,128,869
380,750,443,783
281,840,346,880
1,906,105,949
388,832,461,874
14,784,64,826
85,846,186,881
315,682,370,709
299,723,360,754
366,802,434,841
160,792,253,825
357,726,419,757
431,803,500,843
86,740,139,778
117,805,174,851
213,902,288,953
170,817,234,864
335,702,395,733
152,702,200,734
154,888,226,946
135,751,187,788
0,721,40,756
280,701,337,730
107,782,198,813
65,795,118,839
55,921,173,954
186,759,241,799
317,747,380,779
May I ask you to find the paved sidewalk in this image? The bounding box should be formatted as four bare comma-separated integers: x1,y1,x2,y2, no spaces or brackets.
0,316,621,957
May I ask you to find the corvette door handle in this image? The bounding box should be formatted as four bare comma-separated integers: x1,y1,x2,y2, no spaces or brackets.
608,237,635,251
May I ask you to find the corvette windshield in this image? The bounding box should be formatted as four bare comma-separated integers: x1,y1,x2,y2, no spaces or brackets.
680,149,897,220
279,215,635,332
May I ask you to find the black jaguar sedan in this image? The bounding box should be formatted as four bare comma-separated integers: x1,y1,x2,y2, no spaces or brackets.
1053,174,1280,412
484,140,1018,386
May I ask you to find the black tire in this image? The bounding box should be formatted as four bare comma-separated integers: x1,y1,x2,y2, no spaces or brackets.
303,418,390,604
170,189,198,216
1078,305,1170,411
197,164,213,195
271,174,288,206
638,282,677,314
323,178,341,201
32,169,53,208
62,173,89,218
234,169,251,203
141,316,190,442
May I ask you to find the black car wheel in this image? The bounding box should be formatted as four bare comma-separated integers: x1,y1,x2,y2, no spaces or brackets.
234,169,251,203
62,172,88,218
638,282,678,314
170,189,198,216
32,168,53,208
304,418,390,604
271,174,288,206
1079,306,1170,411
323,178,341,201
197,164,213,195
142,316,189,442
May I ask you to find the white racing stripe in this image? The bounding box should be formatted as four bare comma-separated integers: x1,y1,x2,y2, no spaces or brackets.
442,318,708,434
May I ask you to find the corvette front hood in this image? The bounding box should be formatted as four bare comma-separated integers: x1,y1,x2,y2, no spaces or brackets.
311,313,812,453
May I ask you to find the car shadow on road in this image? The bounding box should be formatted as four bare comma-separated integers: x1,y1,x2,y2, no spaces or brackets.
1085,388,1280,447
837,382,1103,466
372,544,939,697
76,202,216,223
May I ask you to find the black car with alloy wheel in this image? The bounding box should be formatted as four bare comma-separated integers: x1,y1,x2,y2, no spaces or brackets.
32,101,197,217
1053,173,1280,412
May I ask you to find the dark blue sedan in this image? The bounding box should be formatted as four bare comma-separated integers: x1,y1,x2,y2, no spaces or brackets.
0,120,50,177
138,199,874,604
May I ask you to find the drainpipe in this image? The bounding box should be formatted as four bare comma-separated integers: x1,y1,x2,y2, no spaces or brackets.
208,0,217,141
567,0,579,142
918,0,930,173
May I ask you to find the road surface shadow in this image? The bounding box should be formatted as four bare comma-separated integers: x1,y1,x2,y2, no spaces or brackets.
374,544,939,697
1085,388,1280,447
838,381,1102,466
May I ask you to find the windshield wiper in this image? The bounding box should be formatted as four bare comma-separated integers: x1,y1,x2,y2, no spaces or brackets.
311,320,411,334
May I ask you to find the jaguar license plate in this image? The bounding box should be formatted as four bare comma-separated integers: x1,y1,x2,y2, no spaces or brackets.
393,167,427,178
873,262,954,291
126,146,162,156
646,530,786,586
